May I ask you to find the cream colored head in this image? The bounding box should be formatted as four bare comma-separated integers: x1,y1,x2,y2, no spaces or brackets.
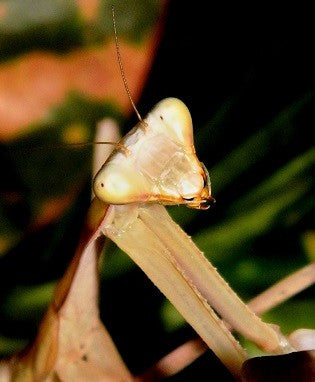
93,98,214,209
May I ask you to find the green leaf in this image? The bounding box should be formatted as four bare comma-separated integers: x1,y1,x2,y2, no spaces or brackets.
228,148,315,215
301,231,315,262
0,336,27,356
194,183,310,263
262,299,315,334
224,258,307,296
0,205,22,256
97,0,161,43
210,93,314,194
160,299,185,332
101,244,135,280
1,282,55,319
0,0,83,59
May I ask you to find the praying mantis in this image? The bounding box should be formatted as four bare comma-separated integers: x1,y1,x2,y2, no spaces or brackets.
1,5,314,381
83,8,295,377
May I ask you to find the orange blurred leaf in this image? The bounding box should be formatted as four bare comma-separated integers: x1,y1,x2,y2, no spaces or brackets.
0,33,161,141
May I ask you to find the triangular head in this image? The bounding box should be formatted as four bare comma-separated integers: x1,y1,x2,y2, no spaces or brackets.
93,98,215,209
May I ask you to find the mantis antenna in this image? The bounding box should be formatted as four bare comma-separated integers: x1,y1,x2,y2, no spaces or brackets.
111,6,144,124
54,141,127,151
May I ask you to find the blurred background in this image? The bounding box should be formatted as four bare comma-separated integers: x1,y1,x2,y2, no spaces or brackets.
0,0,314,379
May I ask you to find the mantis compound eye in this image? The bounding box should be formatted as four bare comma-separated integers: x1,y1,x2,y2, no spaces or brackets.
93,162,151,205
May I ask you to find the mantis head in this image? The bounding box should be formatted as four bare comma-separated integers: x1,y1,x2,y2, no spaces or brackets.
93,98,215,209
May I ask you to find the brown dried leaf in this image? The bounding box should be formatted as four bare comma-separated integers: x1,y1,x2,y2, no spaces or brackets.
0,198,133,381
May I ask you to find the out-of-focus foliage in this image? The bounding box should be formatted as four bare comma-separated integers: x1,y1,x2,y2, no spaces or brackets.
0,0,163,356
0,0,314,378
0,0,162,255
